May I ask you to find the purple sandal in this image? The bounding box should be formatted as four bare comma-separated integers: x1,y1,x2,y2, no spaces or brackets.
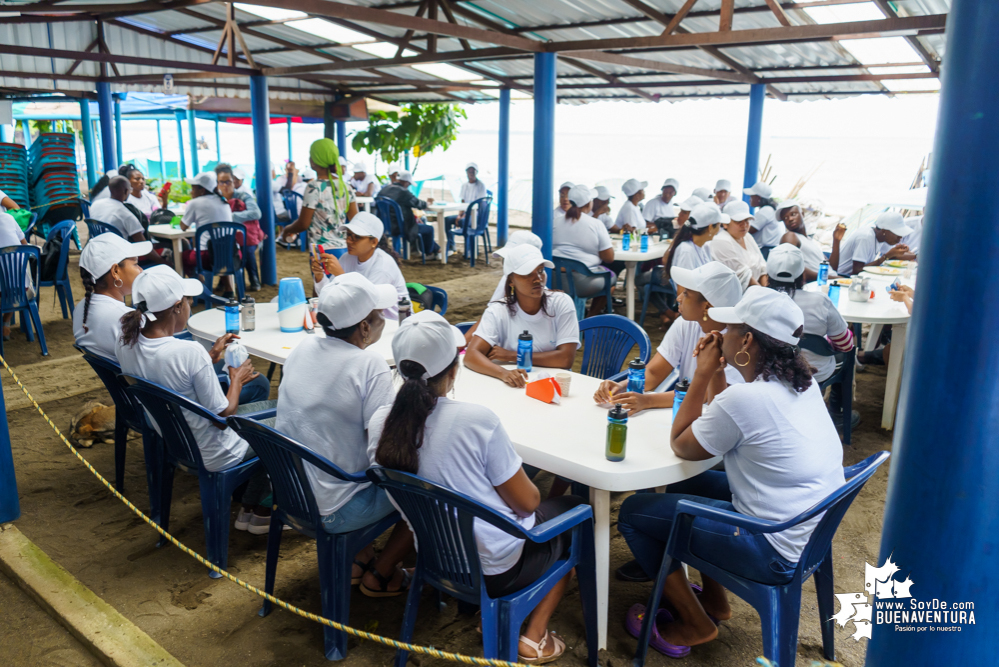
625,603,692,659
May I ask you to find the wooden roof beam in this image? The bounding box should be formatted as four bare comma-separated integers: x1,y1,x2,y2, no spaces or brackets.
871,0,940,74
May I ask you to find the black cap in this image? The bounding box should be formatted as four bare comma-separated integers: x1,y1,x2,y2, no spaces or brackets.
609,404,628,420
519,330,533,340
629,357,645,369
675,378,690,392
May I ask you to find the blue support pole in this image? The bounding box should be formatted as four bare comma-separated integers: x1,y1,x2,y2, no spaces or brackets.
96,81,116,173
286,116,293,162
742,83,765,207
866,1,999,662
215,118,221,163
497,87,510,247
113,97,123,165
174,111,186,178
187,109,200,175
531,52,557,261
251,75,277,286
404,150,410,171
336,120,347,160
0,124,10,143
0,377,20,524
80,100,97,188
156,120,165,179
20,120,32,149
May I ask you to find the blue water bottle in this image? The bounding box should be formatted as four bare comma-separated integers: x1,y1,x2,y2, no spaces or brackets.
225,298,240,334
627,358,646,394
640,232,649,252
817,260,829,287
622,232,631,251
517,330,533,372
672,378,690,420
828,280,841,305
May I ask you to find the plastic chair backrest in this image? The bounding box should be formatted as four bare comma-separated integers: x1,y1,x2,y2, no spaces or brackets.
0,245,40,311
374,197,405,239
227,416,365,528
455,322,475,334
551,257,591,297
798,333,836,357
77,348,144,432
85,218,124,241
46,219,76,281
425,285,448,315
282,191,303,220
466,196,492,234
79,198,91,218
578,314,652,380
194,222,246,276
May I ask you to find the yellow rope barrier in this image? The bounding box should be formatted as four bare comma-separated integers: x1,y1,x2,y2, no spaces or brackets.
0,354,522,667
28,195,85,211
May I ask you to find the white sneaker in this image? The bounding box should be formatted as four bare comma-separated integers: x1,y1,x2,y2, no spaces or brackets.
234,508,253,531
247,513,271,535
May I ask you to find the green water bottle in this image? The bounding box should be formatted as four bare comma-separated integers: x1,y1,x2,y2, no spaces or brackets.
170,215,181,229
606,404,628,462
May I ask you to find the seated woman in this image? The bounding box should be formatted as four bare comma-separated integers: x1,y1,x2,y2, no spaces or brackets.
311,212,408,319
276,273,414,596
465,245,580,387
743,182,782,253
663,202,722,278
618,287,845,656
775,200,846,282
709,200,768,290
216,164,265,292
122,165,163,220
116,266,278,533
553,184,620,317
281,139,358,250
180,171,233,287
73,233,150,361
371,311,583,664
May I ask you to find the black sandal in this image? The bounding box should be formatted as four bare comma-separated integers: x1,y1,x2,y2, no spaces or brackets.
351,557,374,586
360,567,413,598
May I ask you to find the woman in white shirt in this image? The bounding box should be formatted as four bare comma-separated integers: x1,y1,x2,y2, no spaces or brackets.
370,311,582,664
663,202,721,279
276,273,414,596
744,182,782,252
553,184,620,317
776,200,842,282
618,287,845,656
643,178,679,236
311,212,407,318
466,245,580,387
614,178,648,233
73,233,149,361
121,165,162,219
709,200,768,290
180,171,233,278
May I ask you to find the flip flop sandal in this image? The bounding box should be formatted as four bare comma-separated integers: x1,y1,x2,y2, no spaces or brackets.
351,557,374,586
518,630,566,665
625,603,691,659
359,567,413,598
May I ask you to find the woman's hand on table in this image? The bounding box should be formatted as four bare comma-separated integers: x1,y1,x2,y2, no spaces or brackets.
593,379,624,405
487,347,518,364
210,333,239,364
499,368,529,388
613,391,667,416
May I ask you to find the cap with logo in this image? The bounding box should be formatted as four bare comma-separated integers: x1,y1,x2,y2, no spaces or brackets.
185,171,217,191
503,244,554,276
709,285,805,346
392,310,466,379
131,265,204,320
766,243,806,281
671,262,743,307
317,273,397,330
339,211,384,239
743,181,773,198
622,178,648,197
873,211,914,237
80,233,152,281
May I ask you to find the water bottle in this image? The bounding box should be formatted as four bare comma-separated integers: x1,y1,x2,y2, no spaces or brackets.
517,330,533,372
241,297,255,331
397,297,412,324
605,404,628,462
225,298,240,335
622,232,631,251
640,232,649,253
627,358,646,394
828,281,841,306
672,378,690,420
817,260,829,287
170,215,181,229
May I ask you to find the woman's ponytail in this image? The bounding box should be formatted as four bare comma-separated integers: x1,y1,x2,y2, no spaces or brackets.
119,307,146,348
565,204,581,222
80,268,98,332
662,223,695,282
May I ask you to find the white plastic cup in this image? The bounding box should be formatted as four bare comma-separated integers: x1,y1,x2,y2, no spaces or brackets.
555,372,571,397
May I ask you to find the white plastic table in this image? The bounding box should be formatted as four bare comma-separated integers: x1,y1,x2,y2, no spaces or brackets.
425,202,466,264
454,362,719,649
356,196,374,211
613,238,670,320
147,223,194,275
805,271,913,429
186,302,399,365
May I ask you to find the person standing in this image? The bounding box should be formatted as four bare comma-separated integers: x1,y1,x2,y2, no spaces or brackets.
280,138,358,250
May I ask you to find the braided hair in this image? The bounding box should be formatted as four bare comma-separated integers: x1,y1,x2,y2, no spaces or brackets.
79,263,125,333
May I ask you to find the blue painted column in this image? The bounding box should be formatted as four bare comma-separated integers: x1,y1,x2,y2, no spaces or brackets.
187,109,200,175
174,111,187,178
867,0,999,663
335,120,347,160
156,120,165,179
113,97,123,165
531,52,557,261
497,87,510,247
0,124,10,143
250,75,277,286
286,116,293,161
96,81,116,173
79,100,97,187
404,150,410,171
742,83,765,207
0,377,19,524
20,121,32,149
215,118,221,163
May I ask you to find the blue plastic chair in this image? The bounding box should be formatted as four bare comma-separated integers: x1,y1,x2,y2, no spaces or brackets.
22,211,39,241
455,322,475,334
0,245,47,356
366,467,600,666
451,196,492,268
374,197,424,261
425,285,447,315
799,333,856,445
79,198,90,219
633,451,890,667
194,222,247,306
578,314,652,382
85,218,124,241
639,267,678,327
552,257,613,320
37,219,76,319
123,374,272,577
227,417,400,661
280,190,307,252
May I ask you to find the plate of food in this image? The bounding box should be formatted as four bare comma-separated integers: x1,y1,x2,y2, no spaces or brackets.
832,277,853,286
865,266,903,276
885,260,913,269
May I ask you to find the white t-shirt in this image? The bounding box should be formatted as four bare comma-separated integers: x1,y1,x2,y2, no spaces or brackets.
126,190,160,218
643,197,674,224
73,294,131,362
791,289,849,383
901,215,922,254
350,174,381,197
596,212,614,230
793,233,826,273
475,291,580,355
0,211,25,247
751,206,784,248
553,213,612,270
314,248,407,320
615,200,646,232
0,188,9,212
669,240,713,274
460,179,488,204
116,335,248,472
691,378,846,562
276,336,394,515
656,318,743,386
89,198,144,238
183,194,234,250
553,206,566,224
709,228,767,290
836,226,889,275
367,398,532,575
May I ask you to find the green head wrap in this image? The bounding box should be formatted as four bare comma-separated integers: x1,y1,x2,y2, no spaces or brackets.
309,138,348,203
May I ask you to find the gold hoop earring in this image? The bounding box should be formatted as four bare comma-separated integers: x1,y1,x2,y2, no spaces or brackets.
735,350,751,367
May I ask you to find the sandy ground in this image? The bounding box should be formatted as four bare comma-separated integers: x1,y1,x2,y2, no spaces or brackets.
0,233,893,667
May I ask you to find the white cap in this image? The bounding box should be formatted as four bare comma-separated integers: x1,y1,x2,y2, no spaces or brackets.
686,202,721,229
709,285,805,346
397,170,414,184
594,185,613,200
567,184,596,207
392,310,466,379
465,162,479,172
185,171,217,191
774,199,799,219
388,165,400,175
724,200,754,222
80,233,152,281
874,211,914,237
492,231,543,260
743,181,773,198
671,262,743,308
317,272,396,330
679,195,703,212
131,265,203,320
718,213,731,225
714,179,732,193
661,178,679,191
503,244,554,276
233,168,248,182
352,162,367,173
339,211,384,239
767,243,805,281
692,187,712,201
558,181,575,192
622,178,648,197
301,167,317,180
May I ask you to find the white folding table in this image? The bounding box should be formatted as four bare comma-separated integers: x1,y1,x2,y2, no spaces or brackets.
425,202,466,264
147,223,195,275
613,238,671,321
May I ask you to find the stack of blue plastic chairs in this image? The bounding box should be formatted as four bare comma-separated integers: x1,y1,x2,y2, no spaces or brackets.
28,133,81,229
0,142,30,211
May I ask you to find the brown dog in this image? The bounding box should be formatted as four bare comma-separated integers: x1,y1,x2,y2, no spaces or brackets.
70,401,116,448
